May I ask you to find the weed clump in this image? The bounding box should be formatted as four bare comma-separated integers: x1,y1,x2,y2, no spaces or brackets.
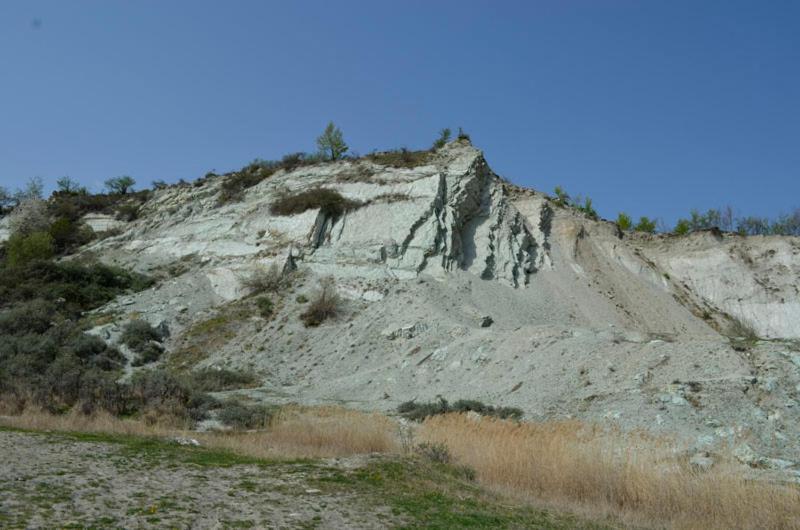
185,368,259,392
121,320,165,367
300,278,341,327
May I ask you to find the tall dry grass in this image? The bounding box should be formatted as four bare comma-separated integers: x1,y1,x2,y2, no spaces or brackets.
418,414,800,530
0,405,400,460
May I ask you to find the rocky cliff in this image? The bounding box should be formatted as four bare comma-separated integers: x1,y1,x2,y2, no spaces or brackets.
73,140,800,477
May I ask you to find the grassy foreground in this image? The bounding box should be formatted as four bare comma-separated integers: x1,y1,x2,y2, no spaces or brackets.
2,407,800,529
0,424,599,529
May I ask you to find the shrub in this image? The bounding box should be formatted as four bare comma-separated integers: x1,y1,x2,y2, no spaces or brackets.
270,188,362,218
367,148,433,169
218,399,273,429
553,186,570,207
186,368,259,392
415,442,452,464
115,203,140,222
616,212,632,231
296,294,308,303
456,127,471,142
634,216,657,234
131,343,164,366
674,218,691,235
5,231,54,267
398,398,523,422
432,128,452,150
577,197,598,220
121,320,163,353
300,278,341,327
255,296,273,318
243,264,288,294
48,217,93,254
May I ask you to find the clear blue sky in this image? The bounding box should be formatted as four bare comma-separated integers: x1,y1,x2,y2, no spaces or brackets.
1,1,797,225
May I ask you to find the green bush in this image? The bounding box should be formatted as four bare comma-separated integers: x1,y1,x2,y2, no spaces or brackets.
398,398,523,422
674,218,691,235
5,231,54,267
432,128,452,150
131,343,164,367
255,296,273,318
616,212,632,231
218,400,273,429
270,188,362,218
185,368,259,392
634,216,657,234
120,320,163,353
553,186,570,207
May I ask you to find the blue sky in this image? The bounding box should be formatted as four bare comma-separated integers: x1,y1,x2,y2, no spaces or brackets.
1,1,797,226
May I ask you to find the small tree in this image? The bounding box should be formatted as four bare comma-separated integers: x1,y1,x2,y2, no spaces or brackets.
616,212,632,231
104,176,136,195
56,176,86,194
14,177,44,202
634,216,657,234
553,186,570,207
316,122,348,161
457,127,471,142
674,219,691,235
432,128,452,150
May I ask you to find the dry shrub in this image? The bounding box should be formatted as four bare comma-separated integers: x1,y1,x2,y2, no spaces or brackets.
367,148,433,168
418,414,800,530
270,188,361,217
242,264,288,294
300,278,340,327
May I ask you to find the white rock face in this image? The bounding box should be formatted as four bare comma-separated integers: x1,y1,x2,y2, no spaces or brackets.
76,140,800,473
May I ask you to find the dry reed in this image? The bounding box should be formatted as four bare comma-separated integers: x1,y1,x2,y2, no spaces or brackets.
417,413,800,530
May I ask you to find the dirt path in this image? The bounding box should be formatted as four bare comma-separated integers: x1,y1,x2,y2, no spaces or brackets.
0,430,397,529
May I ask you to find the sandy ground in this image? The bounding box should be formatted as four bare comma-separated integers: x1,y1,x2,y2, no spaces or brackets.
0,430,398,529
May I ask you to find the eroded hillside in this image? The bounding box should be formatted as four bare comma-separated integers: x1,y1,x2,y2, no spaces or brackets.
42,139,800,477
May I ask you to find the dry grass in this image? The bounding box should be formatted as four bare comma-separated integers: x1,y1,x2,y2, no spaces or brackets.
3,405,800,529
0,405,399,460
203,406,400,459
417,414,800,530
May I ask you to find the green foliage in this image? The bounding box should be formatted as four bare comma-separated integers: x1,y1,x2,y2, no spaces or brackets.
104,176,136,195
5,231,54,267
217,400,273,429
397,397,523,422
185,368,259,392
674,218,691,235
634,216,657,234
121,320,163,353
616,212,632,231
218,154,322,204
151,179,168,190
255,296,273,318
368,148,433,168
48,217,93,254
577,197,598,220
115,203,140,222
55,177,87,194
270,188,361,217
553,186,570,207
316,121,348,161
456,127,471,142
0,186,13,211
432,128,452,150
